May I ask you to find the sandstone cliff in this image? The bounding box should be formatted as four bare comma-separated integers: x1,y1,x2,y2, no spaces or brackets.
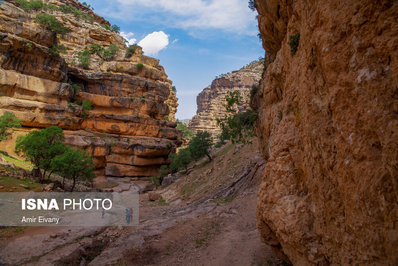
0,0,180,178
255,0,398,264
189,60,263,140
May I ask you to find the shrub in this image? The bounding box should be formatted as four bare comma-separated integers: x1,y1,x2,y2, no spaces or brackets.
111,24,120,33
46,4,59,11
288,32,300,55
15,0,45,11
159,165,170,176
0,112,21,141
36,13,70,34
78,49,90,68
125,44,137,58
172,86,177,92
89,43,104,56
82,2,94,10
137,63,144,69
82,100,93,119
25,42,33,50
250,85,258,99
70,83,81,93
101,24,111,31
102,44,119,60
49,44,66,57
149,176,161,187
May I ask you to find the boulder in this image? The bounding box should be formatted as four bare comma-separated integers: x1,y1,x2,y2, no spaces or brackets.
148,192,163,201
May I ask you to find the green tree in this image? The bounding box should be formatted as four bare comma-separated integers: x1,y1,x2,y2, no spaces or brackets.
111,24,120,33
0,112,21,141
15,126,65,181
51,146,94,191
176,121,194,142
169,148,192,173
217,91,257,144
188,131,213,161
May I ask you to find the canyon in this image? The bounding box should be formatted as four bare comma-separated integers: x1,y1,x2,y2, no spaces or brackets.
255,0,398,264
0,0,180,179
0,0,397,265
189,60,263,140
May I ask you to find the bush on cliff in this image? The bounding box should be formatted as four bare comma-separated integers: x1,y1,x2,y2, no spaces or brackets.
49,44,67,57
15,0,45,11
125,44,138,58
102,44,119,61
36,13,70,34
78,49,91,68
288,32,300,55
0,112,21,141
81,100,93,119
58,4,94,22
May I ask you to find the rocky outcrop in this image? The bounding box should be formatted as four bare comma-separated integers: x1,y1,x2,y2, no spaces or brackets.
0,0,180,178
189,60,264,140
255,0,398,264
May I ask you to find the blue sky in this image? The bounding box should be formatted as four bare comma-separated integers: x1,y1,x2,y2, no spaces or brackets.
83,0,264,120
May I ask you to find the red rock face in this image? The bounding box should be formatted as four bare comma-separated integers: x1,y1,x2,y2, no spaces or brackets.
0,1,181,178
255,0,398,264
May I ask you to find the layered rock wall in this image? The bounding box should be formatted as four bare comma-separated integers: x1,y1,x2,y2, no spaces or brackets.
255,0,398,264
189,60,263,140
0,0,180,178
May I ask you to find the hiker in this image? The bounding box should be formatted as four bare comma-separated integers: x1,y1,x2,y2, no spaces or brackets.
125,208,130,224
129,208,133,223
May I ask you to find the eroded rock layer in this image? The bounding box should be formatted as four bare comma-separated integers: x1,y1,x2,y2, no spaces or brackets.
189,60,263,140
0,0,180,177
255,0,398,264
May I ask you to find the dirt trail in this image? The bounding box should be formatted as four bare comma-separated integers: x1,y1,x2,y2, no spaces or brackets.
0,141,284,265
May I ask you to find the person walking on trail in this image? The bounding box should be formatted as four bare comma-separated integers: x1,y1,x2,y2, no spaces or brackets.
125,208,130,224
129,208,133,224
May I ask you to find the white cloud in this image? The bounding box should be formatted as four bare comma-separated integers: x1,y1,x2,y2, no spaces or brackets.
120,31,137,45
113,0,256,35
138,31,169,56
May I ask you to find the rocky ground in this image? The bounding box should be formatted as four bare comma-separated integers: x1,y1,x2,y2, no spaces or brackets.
0,140,284,266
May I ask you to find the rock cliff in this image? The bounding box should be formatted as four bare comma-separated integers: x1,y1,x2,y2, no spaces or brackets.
189,60,263,140
0,0,180,178
255,0,398,264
